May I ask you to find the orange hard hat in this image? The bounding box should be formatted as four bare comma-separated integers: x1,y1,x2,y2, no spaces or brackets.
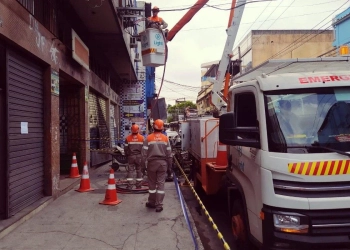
131,124,139,133
153,119,164,130
152,6,159,11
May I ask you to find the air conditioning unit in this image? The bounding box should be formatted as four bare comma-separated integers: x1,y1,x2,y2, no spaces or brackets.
130,37,137,48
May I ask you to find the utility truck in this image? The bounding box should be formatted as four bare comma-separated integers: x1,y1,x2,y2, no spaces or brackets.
142,0,350,248
219,57,350,249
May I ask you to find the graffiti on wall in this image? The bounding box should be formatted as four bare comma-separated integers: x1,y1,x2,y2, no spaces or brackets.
29,15,59,65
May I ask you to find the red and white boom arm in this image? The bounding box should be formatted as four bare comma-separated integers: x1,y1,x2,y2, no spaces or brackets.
166,0,246,112
211,0,246,113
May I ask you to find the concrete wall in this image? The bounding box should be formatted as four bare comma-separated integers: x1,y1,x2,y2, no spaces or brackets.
251,30,334,67
0,0,122,198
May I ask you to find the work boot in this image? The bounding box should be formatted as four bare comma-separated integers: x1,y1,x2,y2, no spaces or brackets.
145,202,156,208
155,207,163,212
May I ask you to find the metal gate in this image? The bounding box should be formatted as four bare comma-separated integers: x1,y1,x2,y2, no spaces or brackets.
110,104,116,147
59,85,81,174
89,92,110,165
89,92,109,149
7,50,44,216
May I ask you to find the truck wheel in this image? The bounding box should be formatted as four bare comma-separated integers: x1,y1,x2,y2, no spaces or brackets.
231,200,250,249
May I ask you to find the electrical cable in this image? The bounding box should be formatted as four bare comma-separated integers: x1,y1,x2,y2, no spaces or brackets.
173,170,199,250
159,0,275,12
267,0,349,60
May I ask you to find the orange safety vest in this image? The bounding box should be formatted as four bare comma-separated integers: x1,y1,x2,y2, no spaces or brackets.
148,16,163,23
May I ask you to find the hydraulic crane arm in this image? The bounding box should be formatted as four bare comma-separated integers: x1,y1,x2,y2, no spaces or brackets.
167,0,209,42
165,0,246,112
211,0,246,113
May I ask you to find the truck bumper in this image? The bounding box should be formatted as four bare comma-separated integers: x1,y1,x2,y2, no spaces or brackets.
261,205,350,250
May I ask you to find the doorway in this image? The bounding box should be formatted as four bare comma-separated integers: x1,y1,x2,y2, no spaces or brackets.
59,78,81,175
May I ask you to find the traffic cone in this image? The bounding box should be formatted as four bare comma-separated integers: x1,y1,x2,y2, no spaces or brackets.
69,153,81,178
99,169,122,206
216,141,227,166
76,162,94,192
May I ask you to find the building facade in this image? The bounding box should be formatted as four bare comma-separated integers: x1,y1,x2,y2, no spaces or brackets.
333,7,350,56
0,0,145,220
197,29,334,115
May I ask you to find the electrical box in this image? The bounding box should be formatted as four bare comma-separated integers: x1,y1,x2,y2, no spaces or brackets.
188,118,219,159
140,28,166,67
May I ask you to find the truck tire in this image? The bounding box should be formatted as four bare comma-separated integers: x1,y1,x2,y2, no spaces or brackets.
231,199,252,250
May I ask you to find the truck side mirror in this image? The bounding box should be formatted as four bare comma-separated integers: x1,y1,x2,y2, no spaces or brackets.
219,112,261,149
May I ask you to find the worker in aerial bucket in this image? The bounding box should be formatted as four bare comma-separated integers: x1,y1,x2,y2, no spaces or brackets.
147,6,168,37
124,124,145,189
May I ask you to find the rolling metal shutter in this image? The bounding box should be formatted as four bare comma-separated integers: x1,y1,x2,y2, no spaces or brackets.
7,50,44,216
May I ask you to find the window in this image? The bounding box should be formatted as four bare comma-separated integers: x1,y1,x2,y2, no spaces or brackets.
235,93,257,127
234,92,258,140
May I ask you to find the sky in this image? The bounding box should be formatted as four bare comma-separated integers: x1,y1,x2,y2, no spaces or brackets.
148,0,350,105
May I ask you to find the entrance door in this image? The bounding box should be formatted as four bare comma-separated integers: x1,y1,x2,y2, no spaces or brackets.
59,84,81,175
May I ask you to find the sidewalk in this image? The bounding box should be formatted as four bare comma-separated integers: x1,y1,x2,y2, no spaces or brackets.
0,164,204,250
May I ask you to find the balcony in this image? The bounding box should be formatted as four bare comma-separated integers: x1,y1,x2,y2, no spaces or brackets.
69,0,137,81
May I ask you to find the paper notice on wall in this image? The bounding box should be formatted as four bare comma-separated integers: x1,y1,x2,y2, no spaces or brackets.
21,122,28,134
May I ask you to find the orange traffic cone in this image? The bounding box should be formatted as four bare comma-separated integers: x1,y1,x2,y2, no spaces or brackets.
69,153,81,178
99,169,122,206
216,141,228,166
76,162,94,192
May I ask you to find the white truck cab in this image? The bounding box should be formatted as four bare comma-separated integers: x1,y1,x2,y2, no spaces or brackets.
219,57,350,249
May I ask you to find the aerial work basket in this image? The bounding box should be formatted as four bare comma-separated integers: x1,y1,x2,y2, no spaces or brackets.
140,28,166,67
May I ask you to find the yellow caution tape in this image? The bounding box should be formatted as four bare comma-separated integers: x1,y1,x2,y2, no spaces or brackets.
173,156,231,250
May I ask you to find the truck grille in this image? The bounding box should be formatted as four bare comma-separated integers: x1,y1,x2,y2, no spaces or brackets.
273,179,350,198
307,209,350,235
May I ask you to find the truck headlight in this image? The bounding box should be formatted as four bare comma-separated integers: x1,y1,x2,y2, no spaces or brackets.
273,213,309,234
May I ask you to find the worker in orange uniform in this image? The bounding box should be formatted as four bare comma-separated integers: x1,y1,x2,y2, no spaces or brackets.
147,6,168,30
124,124,145,189
142,119,172,212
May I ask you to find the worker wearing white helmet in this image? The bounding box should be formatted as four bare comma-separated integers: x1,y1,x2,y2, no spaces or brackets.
147,6,168,29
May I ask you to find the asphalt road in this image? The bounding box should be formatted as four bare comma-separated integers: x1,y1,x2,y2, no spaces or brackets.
180,182,237,250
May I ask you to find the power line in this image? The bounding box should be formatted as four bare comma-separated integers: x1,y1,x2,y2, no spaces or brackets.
267,0,349,60
163,0,343,10
160,0,275,12
155,77,201,90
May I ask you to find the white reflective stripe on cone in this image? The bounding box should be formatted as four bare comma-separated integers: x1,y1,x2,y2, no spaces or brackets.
82,174,89,179
218,144,226,151
71,163,78,167
107,184,116,189
157,190,165,194
73,156,77,159
149,189,156,193
109,174,115,179
136,178,143,181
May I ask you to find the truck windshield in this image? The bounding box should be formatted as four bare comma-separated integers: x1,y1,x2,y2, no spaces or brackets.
265,87,350,154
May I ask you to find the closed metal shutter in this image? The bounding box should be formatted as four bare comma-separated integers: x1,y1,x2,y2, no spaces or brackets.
7,50,44,216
